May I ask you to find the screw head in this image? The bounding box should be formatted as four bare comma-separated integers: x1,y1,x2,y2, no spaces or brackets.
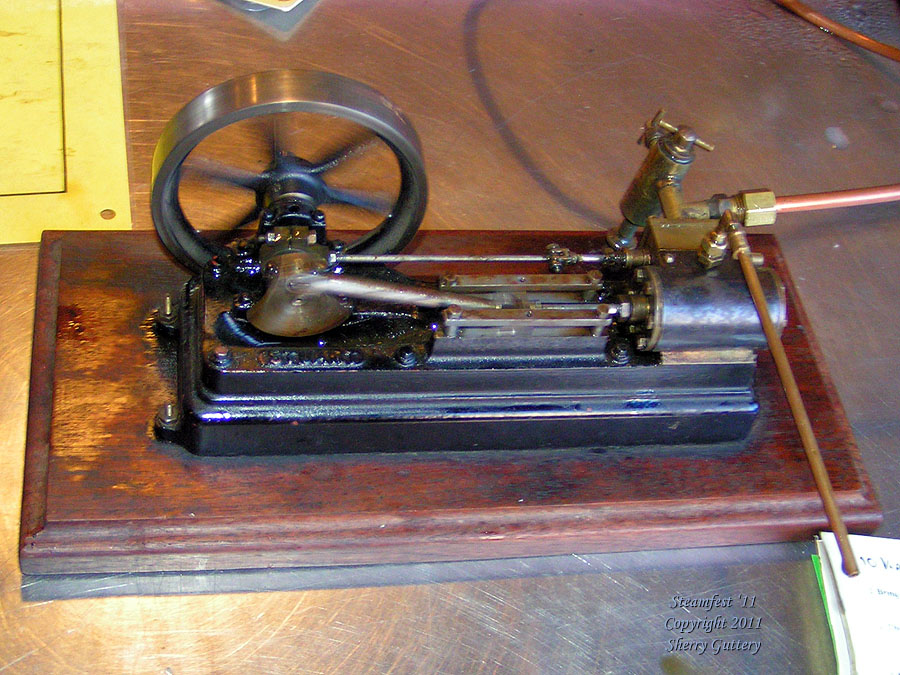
209,345,232,368
607,340,633,366
393,346,420,369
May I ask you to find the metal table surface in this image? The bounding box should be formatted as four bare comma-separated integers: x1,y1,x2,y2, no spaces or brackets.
2,0,900,672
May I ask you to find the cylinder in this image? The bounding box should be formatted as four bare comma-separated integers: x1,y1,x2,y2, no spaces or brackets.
646,261,785,351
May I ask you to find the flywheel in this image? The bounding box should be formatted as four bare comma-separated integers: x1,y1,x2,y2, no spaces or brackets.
150,70,428,272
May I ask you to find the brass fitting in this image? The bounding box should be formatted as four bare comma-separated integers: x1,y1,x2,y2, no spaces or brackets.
698,228,728,270
696,211,765,269
727,223,751,258
608,110,714,250
682,190,777,227
723,215,764,266
738,190,777,227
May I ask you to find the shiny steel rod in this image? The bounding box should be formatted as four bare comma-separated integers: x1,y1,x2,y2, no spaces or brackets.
737,249,859,576
335,253,606,264
286,273,500,309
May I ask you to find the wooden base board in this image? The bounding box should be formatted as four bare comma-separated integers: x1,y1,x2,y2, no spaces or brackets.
20,231,881,574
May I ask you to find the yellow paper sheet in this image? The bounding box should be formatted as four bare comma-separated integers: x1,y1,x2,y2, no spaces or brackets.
0,0,131,244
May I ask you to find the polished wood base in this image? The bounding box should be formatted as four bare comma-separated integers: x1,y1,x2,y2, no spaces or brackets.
20,230,881,574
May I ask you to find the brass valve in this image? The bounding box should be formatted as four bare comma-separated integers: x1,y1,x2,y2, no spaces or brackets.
639,109,715,153
608,110,713,250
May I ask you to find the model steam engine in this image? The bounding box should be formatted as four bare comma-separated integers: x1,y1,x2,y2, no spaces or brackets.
150,70,784,456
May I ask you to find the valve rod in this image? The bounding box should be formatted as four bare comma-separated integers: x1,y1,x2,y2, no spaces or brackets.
334,253,606,264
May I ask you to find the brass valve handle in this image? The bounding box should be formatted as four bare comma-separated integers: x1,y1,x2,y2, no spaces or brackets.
642,109,715,152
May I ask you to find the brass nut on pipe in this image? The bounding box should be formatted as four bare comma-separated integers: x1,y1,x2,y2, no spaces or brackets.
739,190,777,227
698,229,728,269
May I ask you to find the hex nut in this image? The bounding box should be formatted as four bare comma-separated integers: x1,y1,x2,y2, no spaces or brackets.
698,231,728,269
740,190,777,227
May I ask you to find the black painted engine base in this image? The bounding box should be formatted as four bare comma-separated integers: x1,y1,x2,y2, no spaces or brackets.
160,271,761,456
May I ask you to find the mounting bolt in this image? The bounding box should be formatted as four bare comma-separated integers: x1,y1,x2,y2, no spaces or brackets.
607,340,633,366
209,345,232,368
155,403,181,431
393,345,420,369
156,294,178,328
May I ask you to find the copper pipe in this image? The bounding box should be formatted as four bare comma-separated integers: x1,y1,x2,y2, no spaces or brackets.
775,183,900,214
774,0,900,64
737,248,859,576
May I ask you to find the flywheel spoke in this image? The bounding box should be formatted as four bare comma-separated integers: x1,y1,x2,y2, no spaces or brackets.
324,186,394,215
267,117,292,160
309,131,379,174
182,157,263,190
